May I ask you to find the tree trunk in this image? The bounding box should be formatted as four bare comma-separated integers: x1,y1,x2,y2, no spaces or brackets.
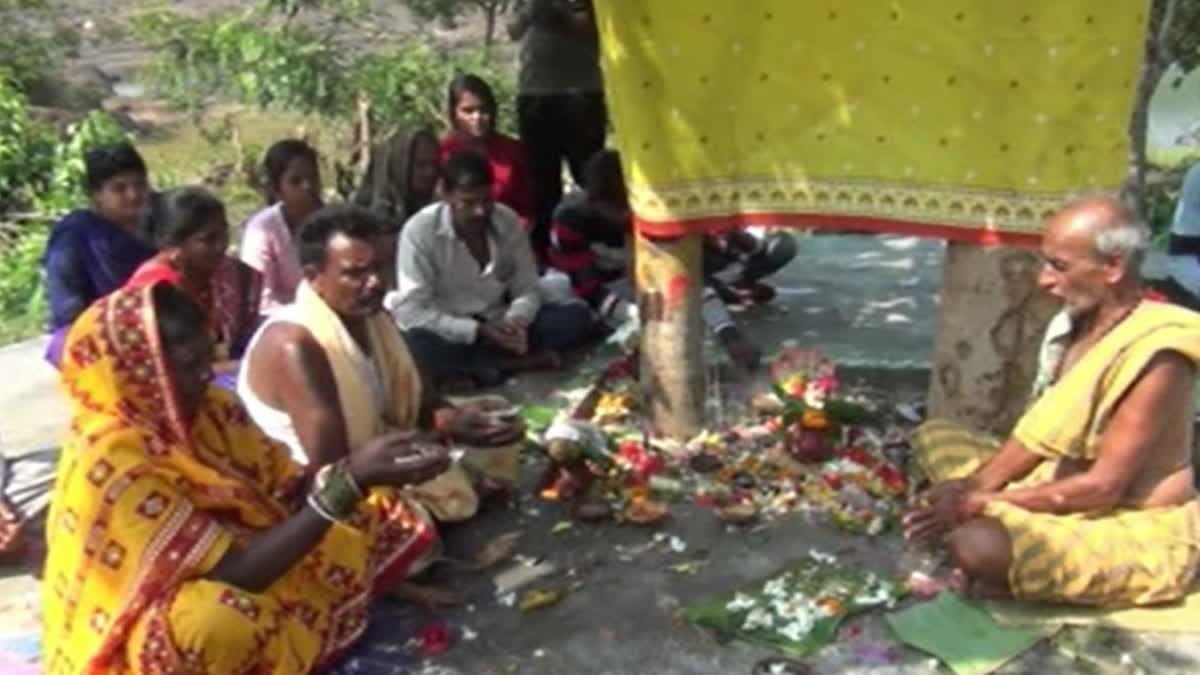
1125,0,1175,215
635,233,705,440
483,3,498,53
926,243,1058,436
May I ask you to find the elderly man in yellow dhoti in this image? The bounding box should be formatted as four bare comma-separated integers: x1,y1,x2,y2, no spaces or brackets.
906,196,1200,607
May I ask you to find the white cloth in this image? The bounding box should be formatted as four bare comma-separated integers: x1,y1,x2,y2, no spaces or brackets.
391,202,542,344
235,305,386,466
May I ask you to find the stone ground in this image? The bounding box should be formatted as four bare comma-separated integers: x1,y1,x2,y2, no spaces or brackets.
0,233,1196,673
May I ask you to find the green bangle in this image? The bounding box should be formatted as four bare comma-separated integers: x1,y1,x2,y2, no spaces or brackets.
313,464,360,520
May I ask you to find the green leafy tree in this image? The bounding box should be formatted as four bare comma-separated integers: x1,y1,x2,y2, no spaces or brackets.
0,74,129,340
403,0,514,49
1128,0,1200,216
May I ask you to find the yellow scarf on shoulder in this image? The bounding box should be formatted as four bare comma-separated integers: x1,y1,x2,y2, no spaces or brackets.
294,282,478,522
294,281,421,449
1013,302,1200,461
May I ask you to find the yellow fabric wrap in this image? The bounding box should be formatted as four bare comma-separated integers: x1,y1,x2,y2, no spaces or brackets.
1013,302,1200,461
44,284,438,674
914,416,1200,607
594,0,1150,242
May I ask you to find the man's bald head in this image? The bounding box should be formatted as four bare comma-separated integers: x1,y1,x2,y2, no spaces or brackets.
1047,194,1149,268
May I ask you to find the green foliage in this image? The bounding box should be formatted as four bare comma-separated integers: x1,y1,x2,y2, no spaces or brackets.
134,11,516,134
0,0,58,94
401,0,514,45
133,11,342,113
0,74,56,215
0,32,56,93
260,0,368,18
1165,0,1200,84
350,40,517,135
0,77,129,341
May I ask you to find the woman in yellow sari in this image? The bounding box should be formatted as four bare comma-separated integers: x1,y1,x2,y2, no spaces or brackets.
44,281,450,674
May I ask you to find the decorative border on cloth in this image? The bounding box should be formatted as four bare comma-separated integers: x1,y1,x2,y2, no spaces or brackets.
629,175,1111,245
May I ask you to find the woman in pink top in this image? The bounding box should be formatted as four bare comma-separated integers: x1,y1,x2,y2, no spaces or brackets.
239,139,322,312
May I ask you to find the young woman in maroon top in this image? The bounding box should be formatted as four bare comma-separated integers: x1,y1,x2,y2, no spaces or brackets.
439,74,535,229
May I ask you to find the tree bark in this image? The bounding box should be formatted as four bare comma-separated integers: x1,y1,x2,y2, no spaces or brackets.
1125,0,1175,215
927,243,1058,437
634,232,705,440
482,2,498,52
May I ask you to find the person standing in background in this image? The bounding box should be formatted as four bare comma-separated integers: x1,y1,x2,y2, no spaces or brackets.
1157,162,1200,311
508,0,607,261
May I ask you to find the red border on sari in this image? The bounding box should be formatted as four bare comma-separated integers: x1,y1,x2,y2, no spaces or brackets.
634,212,1043,248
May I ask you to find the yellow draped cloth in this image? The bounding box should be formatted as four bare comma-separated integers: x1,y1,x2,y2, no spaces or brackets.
292,281,479,521
43,284,438,674
594,0,1150,244
914,302,1200,606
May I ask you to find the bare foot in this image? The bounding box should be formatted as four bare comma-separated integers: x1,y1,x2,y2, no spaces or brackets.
389,581,466,609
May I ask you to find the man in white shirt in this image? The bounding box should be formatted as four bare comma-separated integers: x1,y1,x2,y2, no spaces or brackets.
391,150,595,386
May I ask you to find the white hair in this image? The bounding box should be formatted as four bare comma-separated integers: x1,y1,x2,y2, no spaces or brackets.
1061,193,1150,265
1093,220,1150,261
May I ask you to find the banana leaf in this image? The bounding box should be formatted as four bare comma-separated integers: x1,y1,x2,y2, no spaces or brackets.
520,404,560,433
684,556,905,657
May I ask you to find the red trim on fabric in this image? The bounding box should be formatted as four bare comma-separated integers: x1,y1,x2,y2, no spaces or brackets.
551,223,587,247
546,248,593,270
370,522,438,595
312,522,439,672
634,213,1042,248
126,260,182,289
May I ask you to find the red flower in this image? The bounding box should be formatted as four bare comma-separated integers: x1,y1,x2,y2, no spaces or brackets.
603,356,635,380
875,464,906,493
845,447,875,467
695,494,718,508
618,442,663,481
418,622,452,656
822,473,844,490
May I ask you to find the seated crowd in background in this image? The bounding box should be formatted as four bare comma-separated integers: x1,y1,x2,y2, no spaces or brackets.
547,149,796,369
353,126,441,281
240,138,324,314
131,187,263,388
392,150,595,388
439,74,534,227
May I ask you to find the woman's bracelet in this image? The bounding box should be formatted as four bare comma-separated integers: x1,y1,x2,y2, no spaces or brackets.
311,463,362,521
307,492,341,523
339,458,365,499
